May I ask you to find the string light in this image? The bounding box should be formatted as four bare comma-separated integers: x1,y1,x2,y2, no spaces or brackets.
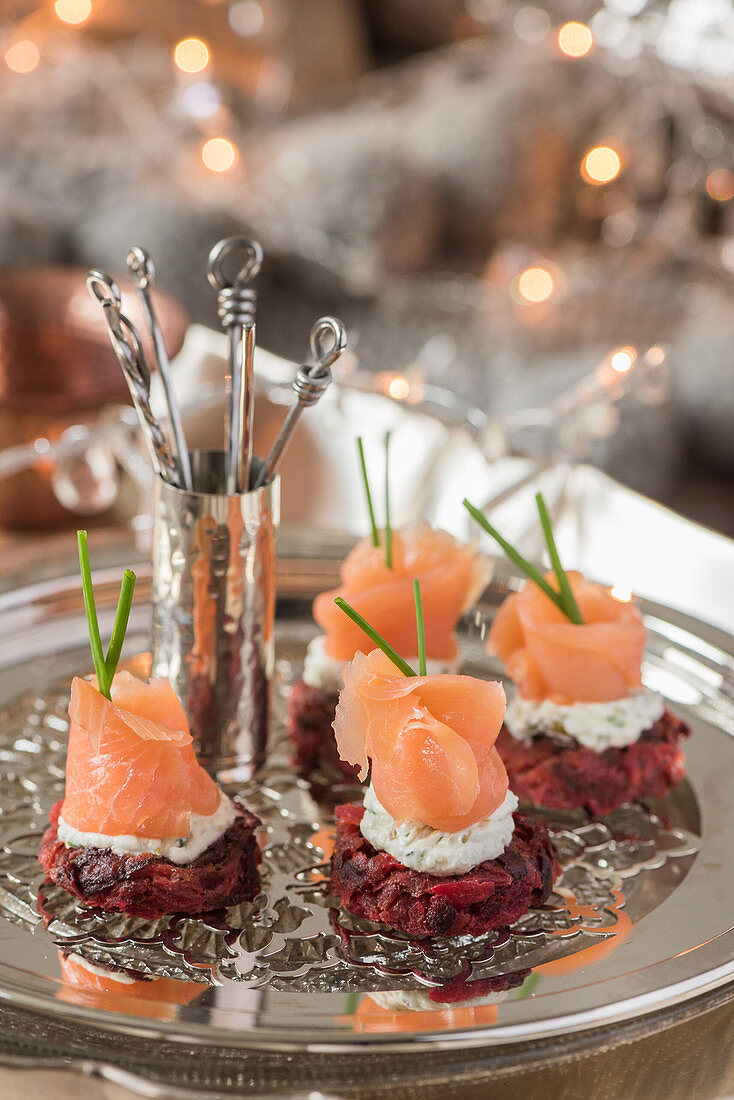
54,0,92,25
514,266,555,303
1,0,732,362
582,145,622,185
557,22,593,58
4,39,40,73
0,0,725,494
201,136,237,172
611,347,636,372
174,37,210,74
705,169,734,202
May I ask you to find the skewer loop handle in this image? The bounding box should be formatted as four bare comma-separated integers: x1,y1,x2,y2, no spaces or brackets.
86,269,121,310
126,246,156,291
310,316,347,374
206,237,263,293
86,270,149,387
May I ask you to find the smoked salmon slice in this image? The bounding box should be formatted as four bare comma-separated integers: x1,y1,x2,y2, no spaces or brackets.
334,649,508,832
488,571,646,704
61,671,221,839
313,526,488,663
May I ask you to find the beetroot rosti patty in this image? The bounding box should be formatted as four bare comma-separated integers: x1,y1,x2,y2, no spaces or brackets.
38,800,261,918
288,679,360,784
329,803,559,939
497,707,689,815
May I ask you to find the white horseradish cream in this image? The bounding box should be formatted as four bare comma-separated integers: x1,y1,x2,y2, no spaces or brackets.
302,634,457,693
64,954,136,984
359,784,519,877
370,988,509,1012
302,635,347,692
504,689,665,752
58,788,236,866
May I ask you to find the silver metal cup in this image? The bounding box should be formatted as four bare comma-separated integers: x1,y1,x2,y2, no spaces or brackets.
151,450,279,779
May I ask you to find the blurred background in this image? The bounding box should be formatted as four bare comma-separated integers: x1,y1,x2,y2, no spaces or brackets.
1,0,734,538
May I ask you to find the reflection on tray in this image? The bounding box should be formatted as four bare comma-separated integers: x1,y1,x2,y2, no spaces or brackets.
342,970,529,1034
0,606,704,1034
57,948,212,1021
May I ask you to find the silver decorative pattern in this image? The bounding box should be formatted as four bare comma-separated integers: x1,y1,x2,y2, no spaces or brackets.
0,672,699,997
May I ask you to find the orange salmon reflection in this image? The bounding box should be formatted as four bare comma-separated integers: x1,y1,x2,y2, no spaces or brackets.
338,971,529,1034
191,514,218,681
346,992,499,1033
535,887,633,977
340,888,632,1035
57,951,211,1022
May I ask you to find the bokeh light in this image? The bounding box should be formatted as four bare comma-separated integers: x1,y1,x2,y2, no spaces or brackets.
705,169,734,202
513,6,551,44
611,347,636,372
174,37,210,74
515,266,555,303
645,346,666,366
582,145,622,185
201,136,237,172
180,82,222,119
229,0,266,36
54,0,92,25
387,376,411,401
558,22,593,58
4,40,40,73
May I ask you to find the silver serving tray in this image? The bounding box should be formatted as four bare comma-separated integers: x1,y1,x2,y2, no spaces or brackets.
0,546,732,1089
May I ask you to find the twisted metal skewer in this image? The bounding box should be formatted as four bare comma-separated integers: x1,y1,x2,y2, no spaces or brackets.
256,316,346,489
126,246,192,490
86,269,181,488
207,236,263,494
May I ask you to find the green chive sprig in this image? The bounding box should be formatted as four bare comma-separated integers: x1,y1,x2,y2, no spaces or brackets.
334,596,416,677
535,492,584,624
462,497,584,624
413,578,426,676
462,499,563,610
78,530,137,701
355,433,395,568
78,530,107,694
356,436,379,549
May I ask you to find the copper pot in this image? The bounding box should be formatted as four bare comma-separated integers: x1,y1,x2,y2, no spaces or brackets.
0,265,190,529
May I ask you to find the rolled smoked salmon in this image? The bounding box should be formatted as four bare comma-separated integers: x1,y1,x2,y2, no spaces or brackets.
333,648,507,832
488,571,646,704
62,672,221,839
314,526,487,664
